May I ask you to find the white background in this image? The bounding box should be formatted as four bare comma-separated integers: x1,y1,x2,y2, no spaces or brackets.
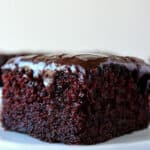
0,0,149,60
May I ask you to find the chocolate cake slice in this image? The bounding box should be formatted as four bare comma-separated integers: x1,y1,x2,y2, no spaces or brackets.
1,53,150,144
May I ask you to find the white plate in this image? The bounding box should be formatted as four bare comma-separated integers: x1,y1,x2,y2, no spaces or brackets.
0,88,150,150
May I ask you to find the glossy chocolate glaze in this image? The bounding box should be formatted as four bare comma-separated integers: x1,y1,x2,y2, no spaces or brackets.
4,53,109,67
2,53,150,81
3,53,150,73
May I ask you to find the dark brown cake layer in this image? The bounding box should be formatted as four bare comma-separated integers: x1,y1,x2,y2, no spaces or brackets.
1,53,150,144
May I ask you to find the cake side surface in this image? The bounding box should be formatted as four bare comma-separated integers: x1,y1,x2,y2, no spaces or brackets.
1,53,150,144
2,62,89,144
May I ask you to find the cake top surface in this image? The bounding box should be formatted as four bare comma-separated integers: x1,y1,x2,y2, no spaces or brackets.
3,53,111,66
2,53,150,78
2,52,147,66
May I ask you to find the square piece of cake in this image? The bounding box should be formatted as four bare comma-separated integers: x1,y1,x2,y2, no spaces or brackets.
1,53,150,144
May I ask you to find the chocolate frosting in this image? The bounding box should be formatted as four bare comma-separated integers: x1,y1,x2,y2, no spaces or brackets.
2,53,150,77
